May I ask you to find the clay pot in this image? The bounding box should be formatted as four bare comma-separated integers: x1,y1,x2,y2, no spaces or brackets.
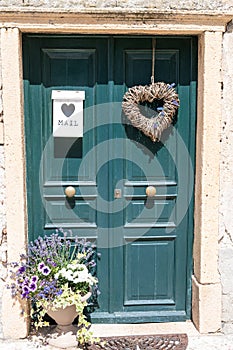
46,291,92,326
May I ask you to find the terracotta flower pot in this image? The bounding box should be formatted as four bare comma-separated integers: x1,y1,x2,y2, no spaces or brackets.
46,304,78,326
44,292,92,348
46,291,92,326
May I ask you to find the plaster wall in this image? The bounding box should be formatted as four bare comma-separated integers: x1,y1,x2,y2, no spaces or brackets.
0,35,5,339
0,142,5,337
0,36,5,229
0,0,232,11
219,25,233,334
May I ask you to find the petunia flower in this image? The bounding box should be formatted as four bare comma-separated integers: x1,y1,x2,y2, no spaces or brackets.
18,266,26,274
38,262,45,272
22,285,30,298
29,282,37,292
42,266,51,276
23,285,30,292
31,275,38,283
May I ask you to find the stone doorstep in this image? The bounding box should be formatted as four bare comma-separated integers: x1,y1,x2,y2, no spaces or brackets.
1,335,233,350
28,321,200,349
1,322,233,350
90,322,199,337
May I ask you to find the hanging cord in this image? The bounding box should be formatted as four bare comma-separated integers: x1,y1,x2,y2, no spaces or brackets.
151,38,156,85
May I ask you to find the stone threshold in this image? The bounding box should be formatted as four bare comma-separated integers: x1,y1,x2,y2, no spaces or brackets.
90,321,199,338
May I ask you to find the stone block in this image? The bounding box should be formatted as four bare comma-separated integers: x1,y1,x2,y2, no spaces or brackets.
222,322,233,335
116,0,150,8
222,294,233,322
2,285,29,339
0,124,4,145
192,275,221,333
219,30,233,331
219,248,233,294
193,31,222,285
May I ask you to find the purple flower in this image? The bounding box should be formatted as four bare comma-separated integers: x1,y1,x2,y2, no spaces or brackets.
31,275,38,283
38,262,45,272
9,231,99,306
42,266,51,276
22,292,29,299
18,266,26,274
47,258,57,267
24,277,29,285
22,285,30,298
23,285,29,292
11,262,19,268
29,282,37,292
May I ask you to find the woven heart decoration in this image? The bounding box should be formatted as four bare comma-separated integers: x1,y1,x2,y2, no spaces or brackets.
122,82,179,142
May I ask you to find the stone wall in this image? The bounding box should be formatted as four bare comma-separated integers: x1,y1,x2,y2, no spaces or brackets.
0,0,232,11
219,22,233,334
0,34,5,229
0,32,5,338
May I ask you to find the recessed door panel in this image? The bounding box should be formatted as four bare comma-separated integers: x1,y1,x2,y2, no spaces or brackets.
124,238,175,305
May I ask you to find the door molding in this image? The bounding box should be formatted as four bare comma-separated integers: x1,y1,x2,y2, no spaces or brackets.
0,14,225,336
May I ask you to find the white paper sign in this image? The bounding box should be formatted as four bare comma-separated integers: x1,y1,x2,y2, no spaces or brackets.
52,90,85,138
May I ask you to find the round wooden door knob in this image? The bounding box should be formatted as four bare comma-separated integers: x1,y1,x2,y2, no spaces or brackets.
146,186,156,197
65,186,76,198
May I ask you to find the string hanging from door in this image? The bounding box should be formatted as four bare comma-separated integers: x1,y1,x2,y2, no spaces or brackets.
122,38,180,142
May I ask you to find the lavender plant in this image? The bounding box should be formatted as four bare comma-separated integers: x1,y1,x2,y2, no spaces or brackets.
9,230,100,345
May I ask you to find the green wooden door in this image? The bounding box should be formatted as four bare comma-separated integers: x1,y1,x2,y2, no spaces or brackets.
23,35,197,323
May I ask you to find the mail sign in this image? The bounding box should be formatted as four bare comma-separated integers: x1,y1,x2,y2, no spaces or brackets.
52,90,85,138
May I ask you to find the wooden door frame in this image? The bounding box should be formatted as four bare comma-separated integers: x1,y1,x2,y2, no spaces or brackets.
0,11,230,337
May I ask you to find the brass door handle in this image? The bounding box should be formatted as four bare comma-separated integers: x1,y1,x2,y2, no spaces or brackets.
146,186,156,197
65,186,76,198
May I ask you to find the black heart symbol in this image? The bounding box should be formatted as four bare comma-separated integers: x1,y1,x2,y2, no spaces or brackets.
61,103,75,117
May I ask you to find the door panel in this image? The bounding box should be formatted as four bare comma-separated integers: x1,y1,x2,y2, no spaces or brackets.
108,38,196,320
23,35,197,323
124,238,175,305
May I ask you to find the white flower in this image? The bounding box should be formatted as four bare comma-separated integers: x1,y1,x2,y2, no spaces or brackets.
67,263,76,270
65,270,74,281
77,264,88,273
60,268,67,275
73,278,81,284
73,270,79,278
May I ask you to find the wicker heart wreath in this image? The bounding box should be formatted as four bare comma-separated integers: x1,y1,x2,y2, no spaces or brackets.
122,82,180,142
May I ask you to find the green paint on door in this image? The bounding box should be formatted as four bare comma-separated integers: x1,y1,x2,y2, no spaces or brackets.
23,35,197,323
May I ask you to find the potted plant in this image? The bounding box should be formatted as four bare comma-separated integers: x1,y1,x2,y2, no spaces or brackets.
9,229,100,346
